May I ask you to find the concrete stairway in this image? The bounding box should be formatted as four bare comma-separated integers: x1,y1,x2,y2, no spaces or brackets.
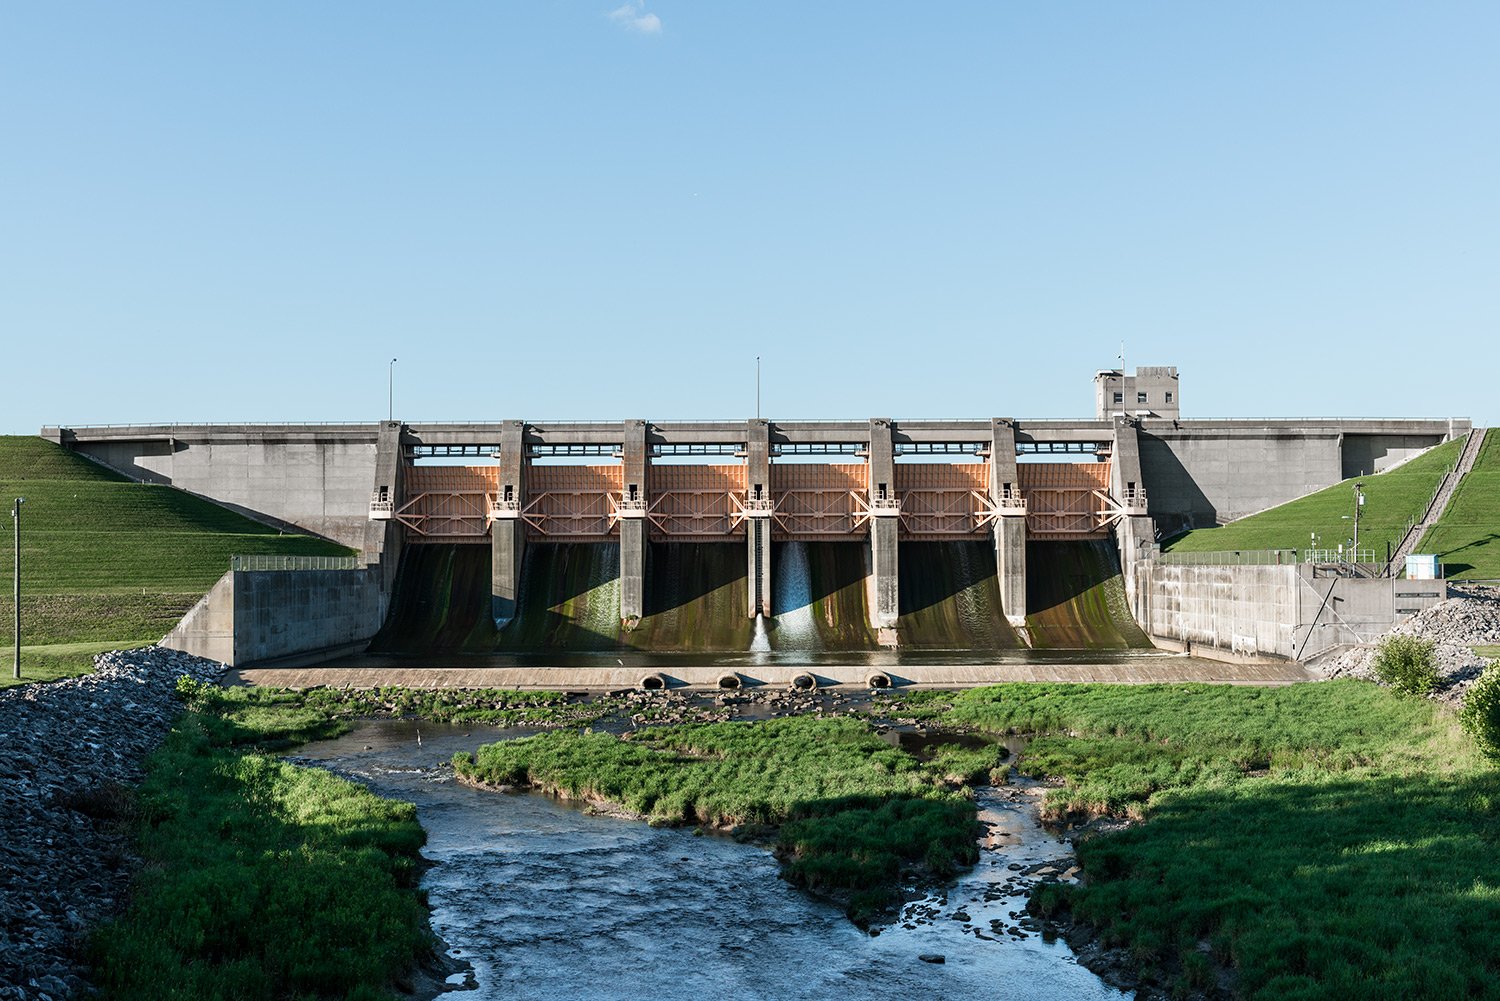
1389,427,1487,573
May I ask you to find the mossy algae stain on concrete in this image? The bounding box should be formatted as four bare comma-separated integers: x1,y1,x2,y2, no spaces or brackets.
373,539,1147,654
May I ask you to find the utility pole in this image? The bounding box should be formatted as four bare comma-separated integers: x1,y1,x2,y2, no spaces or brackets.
1353,482,1365,558
11,497,23,680
388,357,398,422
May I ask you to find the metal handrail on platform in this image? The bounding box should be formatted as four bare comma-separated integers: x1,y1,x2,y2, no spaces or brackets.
230,554,362,572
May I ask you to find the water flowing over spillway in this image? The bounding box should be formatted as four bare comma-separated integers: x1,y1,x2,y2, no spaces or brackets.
370,539,1148,655
768,541,824,651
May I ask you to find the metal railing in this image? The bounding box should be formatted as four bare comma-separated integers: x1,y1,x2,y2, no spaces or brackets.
1154,548,1379,567
1306,548,1379,564
230,554,362,572
1155,549,1302,566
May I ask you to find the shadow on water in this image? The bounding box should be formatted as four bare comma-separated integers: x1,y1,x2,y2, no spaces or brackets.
1025,541,1151,650
645,542,747,616
371,540,1149,657
896,542,1022,650
770,541,878,650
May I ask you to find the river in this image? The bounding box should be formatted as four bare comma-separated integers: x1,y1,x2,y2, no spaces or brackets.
295,719,1124,1000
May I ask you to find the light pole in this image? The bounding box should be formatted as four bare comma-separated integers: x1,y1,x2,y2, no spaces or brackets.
756,356,761,420
388,357,398,422
11,497,23,681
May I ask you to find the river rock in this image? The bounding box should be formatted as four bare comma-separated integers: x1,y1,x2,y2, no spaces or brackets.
1319,584,1500,705
0,646,226,999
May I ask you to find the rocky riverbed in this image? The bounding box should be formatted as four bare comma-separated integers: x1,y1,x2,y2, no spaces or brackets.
0,647,225,1001
1319,584,1500,704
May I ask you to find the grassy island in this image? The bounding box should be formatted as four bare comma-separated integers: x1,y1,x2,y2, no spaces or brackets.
454,716,1005,923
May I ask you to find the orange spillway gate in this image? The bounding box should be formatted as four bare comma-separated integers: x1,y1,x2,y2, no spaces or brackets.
395,460,1122,544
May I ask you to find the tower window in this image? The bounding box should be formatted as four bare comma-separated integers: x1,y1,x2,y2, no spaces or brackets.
1113,392,1123,404
1137,392,1148,404
1165,391,1174,404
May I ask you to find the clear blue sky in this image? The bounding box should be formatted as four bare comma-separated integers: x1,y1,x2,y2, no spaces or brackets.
2,2,1496,432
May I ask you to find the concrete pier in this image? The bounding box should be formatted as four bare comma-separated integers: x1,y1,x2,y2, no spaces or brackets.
988,419,1027,626
620,420,649,626
867,418,899,634
1110,417,1157,601
490,422,528,628
362,421,406,595
745,419,773,618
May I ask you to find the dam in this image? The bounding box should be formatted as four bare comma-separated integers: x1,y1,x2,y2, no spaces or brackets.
41,367,1471,674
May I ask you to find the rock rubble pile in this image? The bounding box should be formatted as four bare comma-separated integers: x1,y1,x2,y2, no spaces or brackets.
0,647,225,1001
1321,585,1500,704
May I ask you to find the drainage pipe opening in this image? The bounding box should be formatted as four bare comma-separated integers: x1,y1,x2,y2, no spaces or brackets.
866,672,893,690
789,673,818,692
639,673,667,691
716,673,742,691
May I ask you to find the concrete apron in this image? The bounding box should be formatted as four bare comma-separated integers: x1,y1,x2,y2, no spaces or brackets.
226,660,1314,691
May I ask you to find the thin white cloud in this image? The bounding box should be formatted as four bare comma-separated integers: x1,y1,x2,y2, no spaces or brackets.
608,1,661,34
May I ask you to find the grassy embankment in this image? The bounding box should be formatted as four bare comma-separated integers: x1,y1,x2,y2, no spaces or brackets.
0,435,351,686
89,682,697,999
1162,436,1462,558
90,682,431,1001
1418,431,1500,579
454,716,1004,923
896,682,1500,1000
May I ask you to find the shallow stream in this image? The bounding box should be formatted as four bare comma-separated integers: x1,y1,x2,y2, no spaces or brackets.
295,720,1125,1001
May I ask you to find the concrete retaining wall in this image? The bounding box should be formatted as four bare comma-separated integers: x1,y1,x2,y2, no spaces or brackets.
1138,427,1459,535
58,427,379,549
1135,563,1300,661
1135,562,1446,663
162,568,385,667
1139,430,1344,532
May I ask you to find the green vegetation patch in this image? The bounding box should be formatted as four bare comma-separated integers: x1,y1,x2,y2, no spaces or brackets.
296,685,619,728
90,681,432,1001
1418,431,1500,579
454,716,1001,923
1163,437,1462,557
0,435,352,683
919,681,1500,1000
933,681,1446,819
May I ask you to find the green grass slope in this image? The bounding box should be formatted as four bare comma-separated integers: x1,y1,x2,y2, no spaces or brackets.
0,435,352,684
1163,437,1462,558
1417,431,1500,579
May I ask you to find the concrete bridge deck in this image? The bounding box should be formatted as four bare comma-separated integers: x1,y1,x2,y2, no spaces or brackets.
227,659,1316,691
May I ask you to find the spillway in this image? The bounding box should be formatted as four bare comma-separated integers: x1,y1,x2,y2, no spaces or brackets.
371,539,1146,655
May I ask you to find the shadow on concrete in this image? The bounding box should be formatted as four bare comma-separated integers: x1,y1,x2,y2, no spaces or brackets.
1138,432,1218,538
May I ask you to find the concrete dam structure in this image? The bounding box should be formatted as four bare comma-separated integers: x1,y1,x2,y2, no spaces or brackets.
43,369,1470,668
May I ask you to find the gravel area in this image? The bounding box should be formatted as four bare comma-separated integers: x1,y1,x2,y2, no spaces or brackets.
0,647,225,1001
1319,584,1500,704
